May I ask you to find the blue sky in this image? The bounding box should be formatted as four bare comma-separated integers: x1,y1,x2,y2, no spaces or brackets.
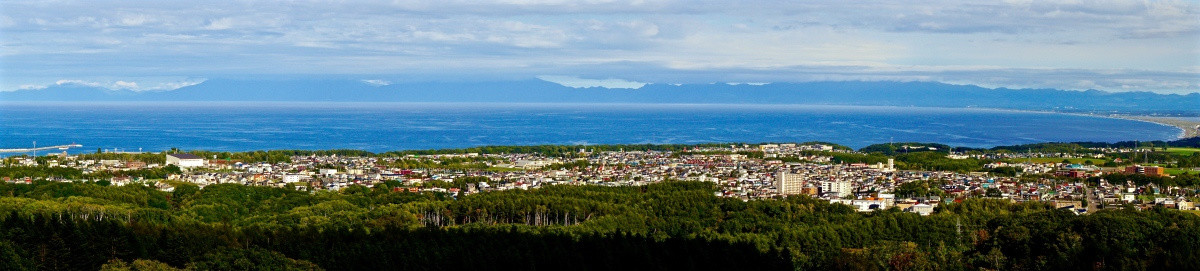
1,0,1197,94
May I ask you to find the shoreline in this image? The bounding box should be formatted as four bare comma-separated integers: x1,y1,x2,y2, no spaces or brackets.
1105,115,1200,139
895,107,1200,141
978,108,1198,140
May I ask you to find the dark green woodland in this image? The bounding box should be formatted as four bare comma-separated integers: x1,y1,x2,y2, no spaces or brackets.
0,179,1197,271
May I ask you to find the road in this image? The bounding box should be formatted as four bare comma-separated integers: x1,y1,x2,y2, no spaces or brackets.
1084,184,1100,214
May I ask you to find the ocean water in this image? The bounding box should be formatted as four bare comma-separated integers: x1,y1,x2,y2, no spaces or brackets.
0,102,1182,154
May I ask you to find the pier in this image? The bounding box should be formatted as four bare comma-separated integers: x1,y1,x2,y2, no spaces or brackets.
0,143,83,154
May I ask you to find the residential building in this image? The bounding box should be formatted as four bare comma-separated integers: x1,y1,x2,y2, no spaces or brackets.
820,180,853,198
775,170,804,195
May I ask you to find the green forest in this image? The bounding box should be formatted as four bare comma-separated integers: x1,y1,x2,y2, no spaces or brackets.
0,180,1197,270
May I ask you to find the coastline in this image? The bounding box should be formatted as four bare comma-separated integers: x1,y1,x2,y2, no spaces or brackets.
960,107,1200,141
1107,115,1200,139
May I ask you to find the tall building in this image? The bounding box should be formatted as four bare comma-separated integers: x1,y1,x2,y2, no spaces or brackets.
820,181,853,198
776,170,804,195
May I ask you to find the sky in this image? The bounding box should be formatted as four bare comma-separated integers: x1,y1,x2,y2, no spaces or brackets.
1,0,1198,94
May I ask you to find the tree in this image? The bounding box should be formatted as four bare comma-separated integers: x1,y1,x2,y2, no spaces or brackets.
163,164,182,175
172,183,200,203
100,259,182,271
186,248,322,271
0,241,32,271
342,185,371,195
2,173,1200,270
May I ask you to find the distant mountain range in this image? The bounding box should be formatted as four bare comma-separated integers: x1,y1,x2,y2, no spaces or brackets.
4,79,1197,115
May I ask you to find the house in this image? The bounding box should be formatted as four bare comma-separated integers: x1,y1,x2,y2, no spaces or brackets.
850,199,888,212
1177,198,1195,210
165,154,206,168
905,203,935,216
1053,200,1082,209
125,161,147,169
99,160,122,166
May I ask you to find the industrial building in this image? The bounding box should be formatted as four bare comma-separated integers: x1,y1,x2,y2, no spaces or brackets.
166,153,206,168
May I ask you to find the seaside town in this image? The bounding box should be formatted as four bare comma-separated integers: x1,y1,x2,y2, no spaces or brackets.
4,142,1197,217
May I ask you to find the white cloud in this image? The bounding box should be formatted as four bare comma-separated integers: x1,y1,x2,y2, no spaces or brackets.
362,79,392,86
54,79,107,88
156,80,204,90
17,84,47,90
0,15,15,28
118,14,154,26
48,78,205,92
113,81,139,89
0,0,1195,94
204,17,235,30
538,75,646,89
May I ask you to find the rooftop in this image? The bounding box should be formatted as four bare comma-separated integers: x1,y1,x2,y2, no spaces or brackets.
168,153,204,160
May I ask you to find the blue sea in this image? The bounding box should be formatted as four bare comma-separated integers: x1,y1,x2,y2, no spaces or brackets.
0,102,1182,154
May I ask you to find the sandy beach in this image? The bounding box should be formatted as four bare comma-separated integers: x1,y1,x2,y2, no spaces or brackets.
1117,116,1200,139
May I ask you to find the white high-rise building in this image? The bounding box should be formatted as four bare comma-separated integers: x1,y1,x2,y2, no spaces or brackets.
775,170,804,195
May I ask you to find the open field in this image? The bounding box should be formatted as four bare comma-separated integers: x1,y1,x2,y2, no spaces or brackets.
1166,147,1200,155
1005,157,1108,164
1136,195,1163,203
1166,168,1196,176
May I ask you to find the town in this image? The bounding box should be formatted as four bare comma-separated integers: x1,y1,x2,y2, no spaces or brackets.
3,142,1198,217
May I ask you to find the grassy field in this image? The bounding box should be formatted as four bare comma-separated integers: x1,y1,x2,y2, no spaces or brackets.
1166,147,1200,155
1166,168,1196,175
1136,195,1158,203
1186,210,1200,217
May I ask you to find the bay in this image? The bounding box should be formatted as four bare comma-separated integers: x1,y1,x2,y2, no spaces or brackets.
0,102,1181,154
